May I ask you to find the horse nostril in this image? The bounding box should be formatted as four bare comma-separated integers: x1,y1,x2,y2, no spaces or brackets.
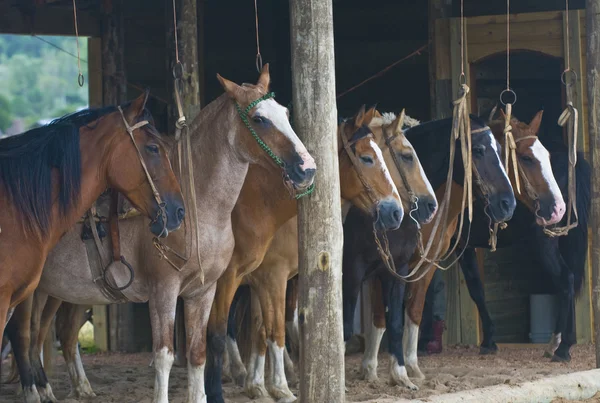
393,208,401,223
500,199,511,213
428,202,437,214
176,207,185,221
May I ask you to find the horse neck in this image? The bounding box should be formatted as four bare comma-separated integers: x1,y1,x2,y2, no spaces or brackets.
233,164,297,242
185,95,254,225
48,130,112,246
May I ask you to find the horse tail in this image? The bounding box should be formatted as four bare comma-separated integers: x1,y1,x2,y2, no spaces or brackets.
559,152,591,296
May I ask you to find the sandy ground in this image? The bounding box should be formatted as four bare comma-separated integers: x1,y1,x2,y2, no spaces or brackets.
1,344,598,402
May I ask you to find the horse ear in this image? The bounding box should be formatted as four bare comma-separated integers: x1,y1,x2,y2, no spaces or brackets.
257,63,271,92
487,104,498,122
499,108,507,120
354,105,367,128
217,73,243,100
363,106,377,126
125,91,148,121
529,109,544,134
392,109,406,134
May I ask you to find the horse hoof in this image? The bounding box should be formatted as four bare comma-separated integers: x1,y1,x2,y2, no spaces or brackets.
479,345,498,355
206,395,225,403
246,383,269,399
268,385,296,401
360,368,379,382
551,353,571,363
543,351,554,359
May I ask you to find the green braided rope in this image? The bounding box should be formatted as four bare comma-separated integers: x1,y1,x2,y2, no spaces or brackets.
236,94,314,199
235,92,284,167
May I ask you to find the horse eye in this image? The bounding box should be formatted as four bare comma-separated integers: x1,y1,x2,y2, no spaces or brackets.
400,153,413,162
360,156,374,165
145,144,160,154
521,155,534,164
252,115,265,124
473,146,485,157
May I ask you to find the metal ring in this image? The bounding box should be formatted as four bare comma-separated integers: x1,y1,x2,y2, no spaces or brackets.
500,89,517,106
459,73,467,86
561,69,578,87
78,73,85,87
255,53,263,74
172,61,184,79
103,256,135,292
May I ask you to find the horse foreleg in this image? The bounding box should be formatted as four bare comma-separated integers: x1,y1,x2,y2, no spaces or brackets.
28,291,58,402
5,296,41,403
262,279,295,402
382,274,417,390
459,247,498,354
183,285,215,403
149,287,178,403
360,278,386,382
404,270,435,380
245,289,268,399
224,289,246,387
55,302,95,398
284,277,299,362
206,273,241,403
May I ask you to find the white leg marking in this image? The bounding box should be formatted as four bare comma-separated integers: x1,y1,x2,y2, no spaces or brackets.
283,347,297,384
153,347,174,403
266,340,295,401
360,324,385,381
37,383,57,402
389,355,418,390
186,363,206,403
245,352,268,399
545,332,562,357
226,336,247,386
66,346,95,397
22,386,41,403
403,312,424,379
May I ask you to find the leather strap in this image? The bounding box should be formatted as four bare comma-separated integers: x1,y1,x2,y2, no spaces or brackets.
109,190,121,263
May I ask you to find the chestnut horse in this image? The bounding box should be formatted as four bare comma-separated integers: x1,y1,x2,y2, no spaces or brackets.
204,105,403,403
9,65,316,403
364,110,566,388
225,109,438,401
0,91,185,402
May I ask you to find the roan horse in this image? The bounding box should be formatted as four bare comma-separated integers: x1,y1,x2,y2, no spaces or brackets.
225,109,437,401
364,110,566,387
204,105,404,403
0,91,186,402
9,65,316,403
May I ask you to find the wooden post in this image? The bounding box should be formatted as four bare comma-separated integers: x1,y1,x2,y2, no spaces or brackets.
290,1,344,402
429,0,453,119
166,0,202,367
102,0,133,353
586,0,600,367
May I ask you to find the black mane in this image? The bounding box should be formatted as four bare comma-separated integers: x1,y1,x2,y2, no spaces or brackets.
0,105,119,237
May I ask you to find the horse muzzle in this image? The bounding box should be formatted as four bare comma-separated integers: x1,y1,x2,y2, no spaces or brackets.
376,198,404,231
149,195,185,238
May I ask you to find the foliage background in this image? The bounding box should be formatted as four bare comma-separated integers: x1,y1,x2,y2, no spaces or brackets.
0,34,89,132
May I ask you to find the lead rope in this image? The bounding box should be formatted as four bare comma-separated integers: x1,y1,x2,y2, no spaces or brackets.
543,0,578,237
152,0,205,284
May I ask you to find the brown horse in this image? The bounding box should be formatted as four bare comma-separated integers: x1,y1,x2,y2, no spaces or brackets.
365,110,565,387
204,105,403,403
225,109,438,401
10,65,316,403
0,91,185,402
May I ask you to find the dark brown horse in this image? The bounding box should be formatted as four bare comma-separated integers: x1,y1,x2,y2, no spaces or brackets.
364,111,565,388
0,91,185,401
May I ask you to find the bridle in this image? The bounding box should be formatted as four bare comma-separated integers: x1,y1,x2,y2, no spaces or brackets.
235,92,315,200
117,106,168,236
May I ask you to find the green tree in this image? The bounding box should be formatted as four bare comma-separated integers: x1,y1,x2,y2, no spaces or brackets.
0,93,12,131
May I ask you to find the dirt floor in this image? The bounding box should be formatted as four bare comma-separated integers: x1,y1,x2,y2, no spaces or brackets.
1,344,598,402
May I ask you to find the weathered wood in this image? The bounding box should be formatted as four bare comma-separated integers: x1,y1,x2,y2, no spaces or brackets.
429,0,453,118
585,0,600,366
290,0,344,401
88,36,109,352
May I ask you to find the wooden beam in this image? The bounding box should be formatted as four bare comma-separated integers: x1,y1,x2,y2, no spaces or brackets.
429,0,453,119
290,0,344,402
0,2,100,36
586,0,600,367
